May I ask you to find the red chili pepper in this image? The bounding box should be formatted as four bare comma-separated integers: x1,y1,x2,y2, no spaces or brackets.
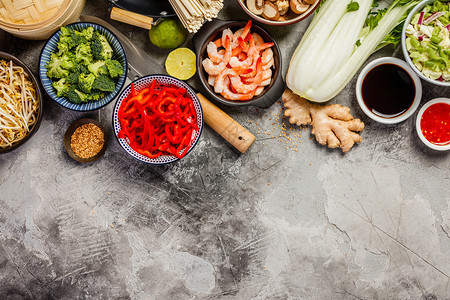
130,82,137,97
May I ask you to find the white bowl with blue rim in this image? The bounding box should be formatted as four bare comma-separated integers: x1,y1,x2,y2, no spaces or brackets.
112,75,204,165
39,22,127,111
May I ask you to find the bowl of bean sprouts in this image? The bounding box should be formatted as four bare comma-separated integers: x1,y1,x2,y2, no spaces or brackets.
0,52,43,154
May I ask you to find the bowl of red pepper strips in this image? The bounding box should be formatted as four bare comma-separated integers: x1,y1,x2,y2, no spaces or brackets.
113,75,203,164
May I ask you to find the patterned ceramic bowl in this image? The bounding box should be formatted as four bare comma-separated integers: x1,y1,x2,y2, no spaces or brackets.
112,75,203,165
39,22,127,111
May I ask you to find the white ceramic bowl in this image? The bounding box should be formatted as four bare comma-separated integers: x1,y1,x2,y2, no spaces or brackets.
401,0,450,87
356,57,422,124
416,98,450,151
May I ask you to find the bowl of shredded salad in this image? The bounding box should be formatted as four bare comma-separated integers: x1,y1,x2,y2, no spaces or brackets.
402,0,450,86
0,52,43,154
112,75,203,165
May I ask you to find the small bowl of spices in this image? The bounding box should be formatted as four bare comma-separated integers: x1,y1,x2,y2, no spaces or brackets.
64,119,107,162
416,98,450,151
356,57,422,124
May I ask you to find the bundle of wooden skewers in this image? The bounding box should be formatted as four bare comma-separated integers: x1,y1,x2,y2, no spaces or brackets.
168,0,223,33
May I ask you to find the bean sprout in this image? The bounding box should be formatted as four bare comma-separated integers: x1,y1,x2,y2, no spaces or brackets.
0,59,39,148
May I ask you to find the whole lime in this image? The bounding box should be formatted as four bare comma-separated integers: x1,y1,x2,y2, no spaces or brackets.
149,19,187,49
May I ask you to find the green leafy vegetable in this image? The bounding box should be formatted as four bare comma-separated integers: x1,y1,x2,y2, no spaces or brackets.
286,0,422,102
346,1,360,13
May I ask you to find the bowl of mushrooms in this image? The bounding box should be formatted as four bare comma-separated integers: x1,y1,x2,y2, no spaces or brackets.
236,0,321,25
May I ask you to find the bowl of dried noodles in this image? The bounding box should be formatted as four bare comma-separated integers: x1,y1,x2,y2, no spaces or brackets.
0,52,43,154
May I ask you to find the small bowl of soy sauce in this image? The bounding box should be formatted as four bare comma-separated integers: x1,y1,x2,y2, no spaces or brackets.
356,57,422,124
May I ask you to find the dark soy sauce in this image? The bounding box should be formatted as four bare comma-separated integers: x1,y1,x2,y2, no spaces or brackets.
362,63,415,118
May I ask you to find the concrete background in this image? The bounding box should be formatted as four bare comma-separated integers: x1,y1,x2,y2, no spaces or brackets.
0,0,449,299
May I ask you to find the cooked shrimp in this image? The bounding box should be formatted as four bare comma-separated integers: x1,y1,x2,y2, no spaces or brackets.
255,86,265,96
207,42,224,64
214,69,235,94
208,75,217,86
221,83,257,101
230,58,263,94
222,28,234,47
260,78,272,86
202,36,232,75
237,52,247,61
262,57,274,70
202,59,225,76
237,58,258,78
213,38,222,48
240,20,252,41
229,35,256,69
261,48,273,65
252,33,264,46
257,42,274,53
244,69,272,83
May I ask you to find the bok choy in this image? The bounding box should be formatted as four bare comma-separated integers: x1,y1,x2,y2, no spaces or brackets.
286,0,422,103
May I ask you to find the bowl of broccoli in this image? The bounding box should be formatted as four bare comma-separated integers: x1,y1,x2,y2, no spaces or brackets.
39,22,128,111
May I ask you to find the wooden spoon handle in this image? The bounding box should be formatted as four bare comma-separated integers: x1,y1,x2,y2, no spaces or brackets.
196,93,256,153
110,7,153,30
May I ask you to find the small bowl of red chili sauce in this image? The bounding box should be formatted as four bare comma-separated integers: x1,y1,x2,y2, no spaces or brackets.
416,98,450,151
356,57,422,124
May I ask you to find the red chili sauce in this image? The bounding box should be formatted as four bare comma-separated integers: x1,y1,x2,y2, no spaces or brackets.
420,103,450,145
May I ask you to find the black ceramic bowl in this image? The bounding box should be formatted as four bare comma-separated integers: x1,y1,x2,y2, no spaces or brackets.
193,19,284,109
64,118,107,163
0,51,43,154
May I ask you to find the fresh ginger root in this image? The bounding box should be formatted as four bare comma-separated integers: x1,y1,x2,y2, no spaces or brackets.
282,89,364,152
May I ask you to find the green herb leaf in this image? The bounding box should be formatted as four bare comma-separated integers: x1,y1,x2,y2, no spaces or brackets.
346,1,360,12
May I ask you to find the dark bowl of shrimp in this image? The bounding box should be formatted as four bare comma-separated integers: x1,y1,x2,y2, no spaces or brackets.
192,19,284,109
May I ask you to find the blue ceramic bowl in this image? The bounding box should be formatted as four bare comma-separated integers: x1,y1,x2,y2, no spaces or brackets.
39,22,128,111
112,75,204,165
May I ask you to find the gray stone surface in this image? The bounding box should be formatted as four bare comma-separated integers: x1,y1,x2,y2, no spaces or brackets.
1,0,449,299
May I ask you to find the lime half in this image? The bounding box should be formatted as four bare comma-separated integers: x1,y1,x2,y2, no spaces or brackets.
165,48,197,81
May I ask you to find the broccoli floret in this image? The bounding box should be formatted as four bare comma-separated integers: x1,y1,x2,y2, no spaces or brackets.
88,91,105,102
58,27,78,50
81,27,94,41
57,40,70,55
67,87,89,104
92,75,115,92
60,26,72,36
52,78,70,97
105,59,123,78
60,52,77,70
67,71,80,85
46,53,69,79
78,73,96,93
58,27,89,52
88,60,108,77
75,43,93,66
91,32,113,61
77,64,89,75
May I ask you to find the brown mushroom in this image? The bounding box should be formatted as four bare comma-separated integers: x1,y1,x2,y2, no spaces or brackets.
247,0,264,15
290,0,309,14
276,0,290,15
303,0,317,4
262,1,280,20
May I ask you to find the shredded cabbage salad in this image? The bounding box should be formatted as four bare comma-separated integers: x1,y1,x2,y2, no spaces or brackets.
405,1,450,81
